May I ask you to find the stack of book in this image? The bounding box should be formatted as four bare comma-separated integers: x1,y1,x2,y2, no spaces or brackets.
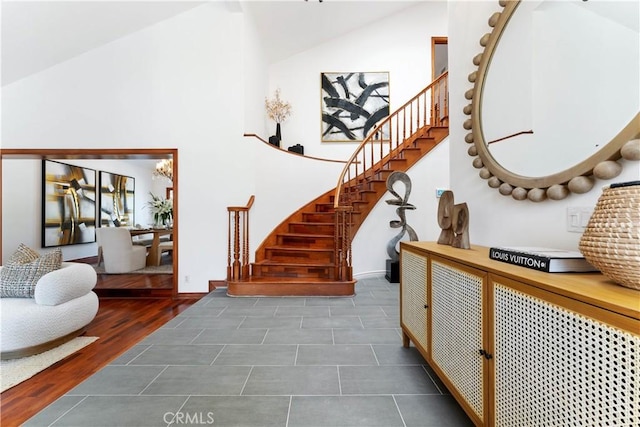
489,246,599,273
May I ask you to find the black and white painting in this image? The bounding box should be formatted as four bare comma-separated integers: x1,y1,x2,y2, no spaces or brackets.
321,72,390,142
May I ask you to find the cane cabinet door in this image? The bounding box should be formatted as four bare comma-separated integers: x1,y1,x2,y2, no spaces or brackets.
492,274,640,427
400,248,429,355
430,256,489,425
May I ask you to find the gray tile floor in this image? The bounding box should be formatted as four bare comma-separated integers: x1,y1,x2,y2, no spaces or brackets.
25,276,473,427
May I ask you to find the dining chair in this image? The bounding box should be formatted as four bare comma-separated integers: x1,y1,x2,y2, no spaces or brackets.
155,240,173,266
95,227,147,273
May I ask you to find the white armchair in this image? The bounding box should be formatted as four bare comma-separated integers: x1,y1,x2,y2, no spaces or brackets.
95,228,147,273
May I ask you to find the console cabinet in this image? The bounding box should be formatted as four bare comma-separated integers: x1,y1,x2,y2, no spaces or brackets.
399,242,640,427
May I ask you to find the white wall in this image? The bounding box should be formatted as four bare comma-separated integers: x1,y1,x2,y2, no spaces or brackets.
242,11,269,139
2,3,250,292
448,1,640,251
2,1,451,290
267,1,448,160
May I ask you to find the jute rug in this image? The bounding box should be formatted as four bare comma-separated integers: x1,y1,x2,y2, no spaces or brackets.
0,336,98,392
92,264,172,274
92,254,172,274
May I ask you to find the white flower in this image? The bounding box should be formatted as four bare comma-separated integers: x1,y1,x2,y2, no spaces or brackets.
147,192,173,223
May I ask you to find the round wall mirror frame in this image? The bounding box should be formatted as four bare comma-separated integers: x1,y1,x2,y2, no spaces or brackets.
465,0,640,202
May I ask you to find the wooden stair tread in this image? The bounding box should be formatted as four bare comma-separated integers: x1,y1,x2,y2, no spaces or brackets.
254,259,334,267
227,277,356,297
279,232,334,238
265,245,334,252
303,211,335,218
229,276,346,283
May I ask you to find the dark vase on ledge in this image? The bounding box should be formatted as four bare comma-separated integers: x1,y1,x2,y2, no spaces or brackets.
276,123,282,143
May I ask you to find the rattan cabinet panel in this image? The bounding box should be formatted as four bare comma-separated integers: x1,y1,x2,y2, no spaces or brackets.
430,259,486,422
400,248,429,353
493,281,640,427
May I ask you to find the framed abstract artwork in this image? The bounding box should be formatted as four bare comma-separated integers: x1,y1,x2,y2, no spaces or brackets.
42,160,97,247
321,71,390,142
99,171,135,228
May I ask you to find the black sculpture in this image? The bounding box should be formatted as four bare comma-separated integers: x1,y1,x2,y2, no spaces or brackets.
385,171,418,282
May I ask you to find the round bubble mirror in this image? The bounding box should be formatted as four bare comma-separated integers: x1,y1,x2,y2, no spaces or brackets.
463,0,640,202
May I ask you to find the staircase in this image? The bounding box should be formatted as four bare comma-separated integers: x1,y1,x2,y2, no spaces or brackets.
227,73,449,296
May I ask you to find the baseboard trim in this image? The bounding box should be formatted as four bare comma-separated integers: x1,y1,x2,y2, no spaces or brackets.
209,280,227,292
175,292,207,299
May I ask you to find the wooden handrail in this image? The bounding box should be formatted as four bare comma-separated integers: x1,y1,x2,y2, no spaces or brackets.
331,73,449,282
227,195,255,212
333,72,448,208
227,195,255,281
243,133,351,164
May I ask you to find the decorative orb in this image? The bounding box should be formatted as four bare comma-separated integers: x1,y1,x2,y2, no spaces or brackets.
479,168,491,179
499,0,508,6
465,89,475,100
621,139,640,160
512,187,528,200
547,184,569,200
472,157,484,169
468,145,477,156
499,183,513,195
593,161,622,180
463,119,472,130
488,176,501,188
473,54,482,66
488,12,501,27
463,104,473,115
465,133,474,144
568,176,594,194
479,33,491,47
527,188,547,202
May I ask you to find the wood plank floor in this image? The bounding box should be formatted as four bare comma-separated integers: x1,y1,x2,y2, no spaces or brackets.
0,294,201,427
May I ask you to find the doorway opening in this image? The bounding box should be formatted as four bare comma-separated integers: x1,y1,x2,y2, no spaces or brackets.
432,36,448,81
0,148,178,298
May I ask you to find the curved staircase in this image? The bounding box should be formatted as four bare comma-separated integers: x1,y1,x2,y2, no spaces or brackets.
227,74,449,296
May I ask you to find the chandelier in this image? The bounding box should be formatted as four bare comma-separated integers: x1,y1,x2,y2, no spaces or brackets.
153,158,173,181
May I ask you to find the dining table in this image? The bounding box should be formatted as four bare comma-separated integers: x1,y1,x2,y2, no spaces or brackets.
129,228,173,266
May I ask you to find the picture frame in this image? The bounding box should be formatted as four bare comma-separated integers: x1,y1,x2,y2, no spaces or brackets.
321,71,390,142
99,171,135,228
42,160,97,247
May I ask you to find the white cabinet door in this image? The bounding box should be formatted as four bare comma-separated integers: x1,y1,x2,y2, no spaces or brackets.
430,258,486,423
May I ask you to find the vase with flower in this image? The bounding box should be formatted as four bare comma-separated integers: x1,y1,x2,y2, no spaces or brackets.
265,88,292,145
147,192,173,228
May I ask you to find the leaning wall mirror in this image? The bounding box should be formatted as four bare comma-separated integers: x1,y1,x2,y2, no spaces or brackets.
463,0,640,201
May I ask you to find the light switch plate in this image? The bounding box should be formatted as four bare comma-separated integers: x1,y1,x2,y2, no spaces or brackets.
567,207,593,233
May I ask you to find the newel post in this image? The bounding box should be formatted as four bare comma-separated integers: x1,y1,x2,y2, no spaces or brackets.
226,195,255,281
334,206,353,282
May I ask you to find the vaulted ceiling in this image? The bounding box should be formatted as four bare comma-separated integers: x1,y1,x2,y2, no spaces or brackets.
1,0,418,86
